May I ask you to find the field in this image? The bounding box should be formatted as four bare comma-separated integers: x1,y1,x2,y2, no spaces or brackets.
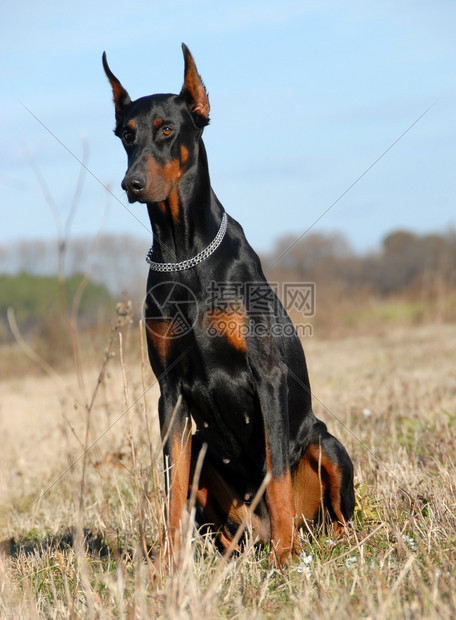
1,320,455,618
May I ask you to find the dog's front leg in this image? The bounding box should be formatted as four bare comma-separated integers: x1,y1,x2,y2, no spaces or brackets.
256,366,296,566
159,392,192,565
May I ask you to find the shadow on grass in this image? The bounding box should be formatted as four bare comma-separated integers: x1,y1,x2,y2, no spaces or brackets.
0,529,118,559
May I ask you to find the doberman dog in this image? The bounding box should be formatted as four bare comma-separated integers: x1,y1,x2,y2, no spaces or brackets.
103,44,355,566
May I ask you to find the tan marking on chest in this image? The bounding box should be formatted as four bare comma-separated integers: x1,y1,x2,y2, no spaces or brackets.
145,318,173,364
205,308,247,352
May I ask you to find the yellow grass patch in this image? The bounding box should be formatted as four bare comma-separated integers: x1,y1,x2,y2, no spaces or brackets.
1,323,455,617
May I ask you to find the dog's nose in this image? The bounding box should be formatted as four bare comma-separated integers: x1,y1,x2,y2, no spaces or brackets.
122,174,146,195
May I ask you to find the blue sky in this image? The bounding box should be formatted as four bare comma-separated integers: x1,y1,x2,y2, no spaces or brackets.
1,0,455,258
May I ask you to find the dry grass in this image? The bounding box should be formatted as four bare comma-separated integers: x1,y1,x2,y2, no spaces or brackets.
1,320,455,618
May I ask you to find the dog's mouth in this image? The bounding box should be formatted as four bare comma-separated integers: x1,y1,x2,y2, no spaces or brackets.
125,190,147,204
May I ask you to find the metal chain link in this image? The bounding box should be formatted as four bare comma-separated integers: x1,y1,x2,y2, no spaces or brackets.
146,212,228,272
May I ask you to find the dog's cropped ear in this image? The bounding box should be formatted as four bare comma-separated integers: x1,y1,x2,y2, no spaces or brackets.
179,43,210,128
102,52,131,134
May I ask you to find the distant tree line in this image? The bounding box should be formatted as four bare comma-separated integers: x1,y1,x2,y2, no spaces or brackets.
0,273,114,343
0,234,149,345
265,228,456,297
0,227,455,343
2,228,455,299
0,234,150,298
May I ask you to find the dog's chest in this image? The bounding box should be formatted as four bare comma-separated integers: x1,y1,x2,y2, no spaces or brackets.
189,390,257,461
183,350,259,459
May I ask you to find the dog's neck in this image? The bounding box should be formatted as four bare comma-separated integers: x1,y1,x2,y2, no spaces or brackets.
146,140,224,264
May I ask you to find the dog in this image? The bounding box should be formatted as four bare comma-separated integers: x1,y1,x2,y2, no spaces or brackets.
103,44,355,566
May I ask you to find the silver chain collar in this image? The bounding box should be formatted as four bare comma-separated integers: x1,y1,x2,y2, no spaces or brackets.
146,212,228,272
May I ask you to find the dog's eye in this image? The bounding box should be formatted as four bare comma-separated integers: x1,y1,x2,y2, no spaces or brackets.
162,127,172,137
122,129,134,144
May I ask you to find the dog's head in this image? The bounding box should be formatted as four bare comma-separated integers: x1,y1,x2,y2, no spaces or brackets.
103,44,210,205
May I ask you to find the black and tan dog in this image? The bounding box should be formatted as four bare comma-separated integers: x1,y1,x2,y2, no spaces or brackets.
103,44,354,565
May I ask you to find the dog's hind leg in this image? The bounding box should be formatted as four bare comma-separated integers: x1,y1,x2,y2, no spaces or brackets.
293,425,355,535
